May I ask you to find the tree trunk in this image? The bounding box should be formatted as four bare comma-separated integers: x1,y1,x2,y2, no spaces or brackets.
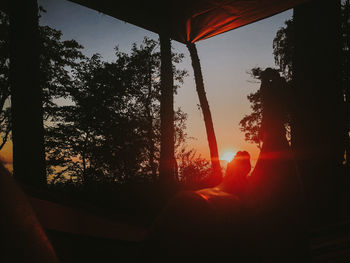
293,0,343,225
146,61,157,182
159,33,176,186
9,0,46,187
187,43,222,186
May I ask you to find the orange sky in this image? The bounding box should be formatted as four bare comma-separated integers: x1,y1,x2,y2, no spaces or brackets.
0,141,13,171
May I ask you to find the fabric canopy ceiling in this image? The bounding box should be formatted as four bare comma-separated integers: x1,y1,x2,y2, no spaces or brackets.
0,0,310,43
67,0,309,43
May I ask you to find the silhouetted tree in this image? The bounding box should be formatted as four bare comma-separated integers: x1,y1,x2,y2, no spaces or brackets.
126,38,187,181
187,43,222,186
1,9,192,185
240,17,293,147
0,11,10,151
0,10,84,152
239,68,263,149
246,68,309,262
273,19,294,81
240,67,292,149
275,1,350,166
177,148,212,188
0,8,223,190
240,1,350,166
46,38,188,185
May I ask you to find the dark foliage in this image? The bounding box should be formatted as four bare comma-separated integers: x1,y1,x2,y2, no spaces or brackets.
0,10,84,152
45,38,191,185
0,9,212,191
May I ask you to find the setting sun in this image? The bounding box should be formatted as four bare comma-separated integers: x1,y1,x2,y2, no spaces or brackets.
220,151,236,162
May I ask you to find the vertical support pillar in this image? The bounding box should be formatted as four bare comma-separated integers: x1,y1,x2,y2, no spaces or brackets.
293,0,342,225
9,0,46,186
159,33,175,185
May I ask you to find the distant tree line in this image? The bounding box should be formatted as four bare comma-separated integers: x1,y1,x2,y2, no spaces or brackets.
0,10,212,188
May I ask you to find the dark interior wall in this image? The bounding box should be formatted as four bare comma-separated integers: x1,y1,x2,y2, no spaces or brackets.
293,0,343,225
9,0,46,186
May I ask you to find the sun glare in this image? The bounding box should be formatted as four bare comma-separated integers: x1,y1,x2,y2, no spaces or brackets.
220,151,236,162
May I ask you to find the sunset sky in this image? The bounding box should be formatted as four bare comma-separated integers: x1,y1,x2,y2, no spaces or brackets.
1,0,293,168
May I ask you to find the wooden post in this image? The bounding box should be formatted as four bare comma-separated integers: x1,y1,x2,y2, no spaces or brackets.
187,43,222,186
159,33,176,185
293,0,342,225
9,0,46,186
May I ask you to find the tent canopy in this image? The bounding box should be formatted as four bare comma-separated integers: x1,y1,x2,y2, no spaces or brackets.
66,0,309,43
0,0,309,43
